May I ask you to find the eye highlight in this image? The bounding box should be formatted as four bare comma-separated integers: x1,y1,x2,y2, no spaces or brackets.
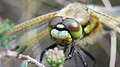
49,16,63,28
62,18,80,32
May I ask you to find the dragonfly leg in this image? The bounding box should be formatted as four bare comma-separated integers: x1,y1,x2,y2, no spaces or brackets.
80,47,96,67
74,54,79,67
39,43,57,63
75,47,88,67
65,40,76,61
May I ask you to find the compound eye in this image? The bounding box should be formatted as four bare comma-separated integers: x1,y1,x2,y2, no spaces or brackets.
63,18,80,32
49,16,63,28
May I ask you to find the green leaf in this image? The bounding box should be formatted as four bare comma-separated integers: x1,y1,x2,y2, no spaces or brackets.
5,24,11,31
8,35,16,41
2,41,8,46
4,19,10,24
4,45,13,49
0,19,15,49
0,28,5,34
0,24,3,29
1,35,9,41
17,44,28,54
10,24,15,28
21,61,28,67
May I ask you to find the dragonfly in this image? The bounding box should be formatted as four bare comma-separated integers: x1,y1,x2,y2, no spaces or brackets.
7,3,120,67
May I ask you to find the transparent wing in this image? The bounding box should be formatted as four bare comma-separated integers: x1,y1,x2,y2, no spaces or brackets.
7,11,57,34
7,12,58,49
90,9,120,33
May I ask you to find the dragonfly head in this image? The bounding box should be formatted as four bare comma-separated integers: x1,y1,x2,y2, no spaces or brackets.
48,16,83,42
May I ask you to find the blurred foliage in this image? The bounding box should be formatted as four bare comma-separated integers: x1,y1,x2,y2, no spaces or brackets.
0,19,29,67
0,18,29,52
21,61,28,67
16,44,28,54
0,19,15,49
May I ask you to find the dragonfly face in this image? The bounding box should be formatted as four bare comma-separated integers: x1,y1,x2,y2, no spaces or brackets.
48,16,83,45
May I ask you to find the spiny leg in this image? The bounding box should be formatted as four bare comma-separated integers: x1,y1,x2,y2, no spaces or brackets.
80,47,96,67
65,40,76,61
40,43,57,63
75,47,88,67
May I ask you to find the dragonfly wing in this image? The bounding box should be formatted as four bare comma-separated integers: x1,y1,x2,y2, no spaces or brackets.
8,11,58,48
7,11,58,35
90,9,120,34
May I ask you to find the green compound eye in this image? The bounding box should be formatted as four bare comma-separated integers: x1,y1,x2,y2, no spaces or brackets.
63,18,82,39
49,16,63,28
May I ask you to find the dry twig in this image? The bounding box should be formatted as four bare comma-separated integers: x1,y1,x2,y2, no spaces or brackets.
0,50,45,67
